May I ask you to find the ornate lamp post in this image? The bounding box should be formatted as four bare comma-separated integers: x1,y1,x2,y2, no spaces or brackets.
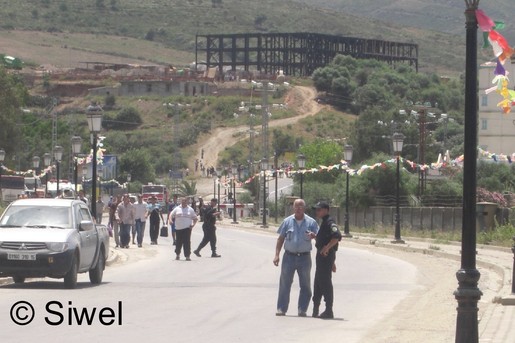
32,156,40,197
261,157,268,228
392,133,405,244
0,149,5,201
98,166,103,200
127,173,131,194
455,1,482,342
71,136,82,194
54,145,64,195
231,164,238,224
82,166,87,192
0,148,5,193
297,153,306,199
43,153,51,197
343,145,353,238
87,104,103,217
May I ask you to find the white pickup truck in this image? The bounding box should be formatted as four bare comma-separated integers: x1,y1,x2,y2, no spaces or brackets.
0,198,110,288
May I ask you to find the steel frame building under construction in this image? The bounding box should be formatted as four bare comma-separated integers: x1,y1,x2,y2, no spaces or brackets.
195,32,418,77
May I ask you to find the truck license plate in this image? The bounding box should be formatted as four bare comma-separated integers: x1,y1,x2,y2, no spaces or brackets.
7,253,36,261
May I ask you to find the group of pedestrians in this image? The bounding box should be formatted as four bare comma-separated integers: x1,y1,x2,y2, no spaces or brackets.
273,199,342,319
106,193,222,261
167,196,222,261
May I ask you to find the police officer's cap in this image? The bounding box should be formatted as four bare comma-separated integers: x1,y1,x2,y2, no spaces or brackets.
312,201,330,210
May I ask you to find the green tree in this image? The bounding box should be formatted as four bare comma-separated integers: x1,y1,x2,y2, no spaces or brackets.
297,139,343,184
115,107,142,130
119,149,155,184
178,180,198,196
0,68,28,158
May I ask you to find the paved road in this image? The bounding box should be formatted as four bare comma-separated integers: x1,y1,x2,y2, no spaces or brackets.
0,225,418,343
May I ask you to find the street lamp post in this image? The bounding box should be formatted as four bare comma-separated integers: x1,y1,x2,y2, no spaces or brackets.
392,133,405,244
0,149,5,201
127,173,131,194
87,104,103,217
82,166,87,192
54,146,64,195
231,165,238,224
71,136,82,194
455,1,482,342
343,145,353,238
0,149,5,202
32,156,40,198
297,153,306,199
43,153,51,197
261,158,268,228
274,153,279,223
98,166,103,201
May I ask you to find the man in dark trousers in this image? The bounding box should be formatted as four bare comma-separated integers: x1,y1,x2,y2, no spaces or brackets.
312,201,342,319
193,198,221,258
146,196,164,245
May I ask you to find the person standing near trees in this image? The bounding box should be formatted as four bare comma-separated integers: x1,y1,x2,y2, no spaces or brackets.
146,195,164,245
194,198,221,258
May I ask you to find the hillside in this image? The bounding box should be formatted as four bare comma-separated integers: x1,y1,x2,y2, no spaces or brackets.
0,0,464,73
296,0,515,43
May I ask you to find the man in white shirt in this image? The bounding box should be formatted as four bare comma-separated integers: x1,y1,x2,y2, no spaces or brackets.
133,194,147,248
169,197,198,261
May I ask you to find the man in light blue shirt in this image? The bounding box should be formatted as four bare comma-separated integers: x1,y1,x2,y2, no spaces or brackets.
273,199,319,317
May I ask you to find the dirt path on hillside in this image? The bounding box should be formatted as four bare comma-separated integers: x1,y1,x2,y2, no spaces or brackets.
194,86,323,170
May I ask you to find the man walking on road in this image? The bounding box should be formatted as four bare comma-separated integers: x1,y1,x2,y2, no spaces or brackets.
273,198,318,317
146,196,164,245
170,197,198,261
109,194,122,248
116,194,136,249
167,194,179,245
133,194,147,247
194,198,221,258
312,201,342,319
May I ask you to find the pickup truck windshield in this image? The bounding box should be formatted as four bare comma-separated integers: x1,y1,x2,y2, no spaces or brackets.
0,206,72,229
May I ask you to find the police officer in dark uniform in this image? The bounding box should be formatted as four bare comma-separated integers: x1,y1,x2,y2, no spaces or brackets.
193,198,222,258
312,201,342,319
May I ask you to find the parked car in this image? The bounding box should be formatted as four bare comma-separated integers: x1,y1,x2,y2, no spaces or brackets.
0,198,110,288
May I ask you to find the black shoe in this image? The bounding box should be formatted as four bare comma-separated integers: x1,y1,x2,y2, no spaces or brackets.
318,310,334,319
312,307,319,318
298,312,307,317
211,253,221,258
138,244,142,248
186,257,191,261
275,310,286,316
193,250,201,257
175,255,180,260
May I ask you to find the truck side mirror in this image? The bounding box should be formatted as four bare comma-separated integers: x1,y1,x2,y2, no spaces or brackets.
79,220,94,232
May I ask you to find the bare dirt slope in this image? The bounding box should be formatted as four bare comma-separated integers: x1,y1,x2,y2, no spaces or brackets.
194,85,323,170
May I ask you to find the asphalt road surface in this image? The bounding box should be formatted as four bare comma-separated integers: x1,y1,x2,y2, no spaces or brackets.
0,225,418,343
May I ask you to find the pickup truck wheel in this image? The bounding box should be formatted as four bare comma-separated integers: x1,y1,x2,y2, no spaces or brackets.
12,276,25,284
89,249,104,284
64,255,78,289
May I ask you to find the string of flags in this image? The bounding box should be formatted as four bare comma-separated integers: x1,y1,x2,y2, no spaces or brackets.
0,137,107,181
477,9,515,114
242,148,514,184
